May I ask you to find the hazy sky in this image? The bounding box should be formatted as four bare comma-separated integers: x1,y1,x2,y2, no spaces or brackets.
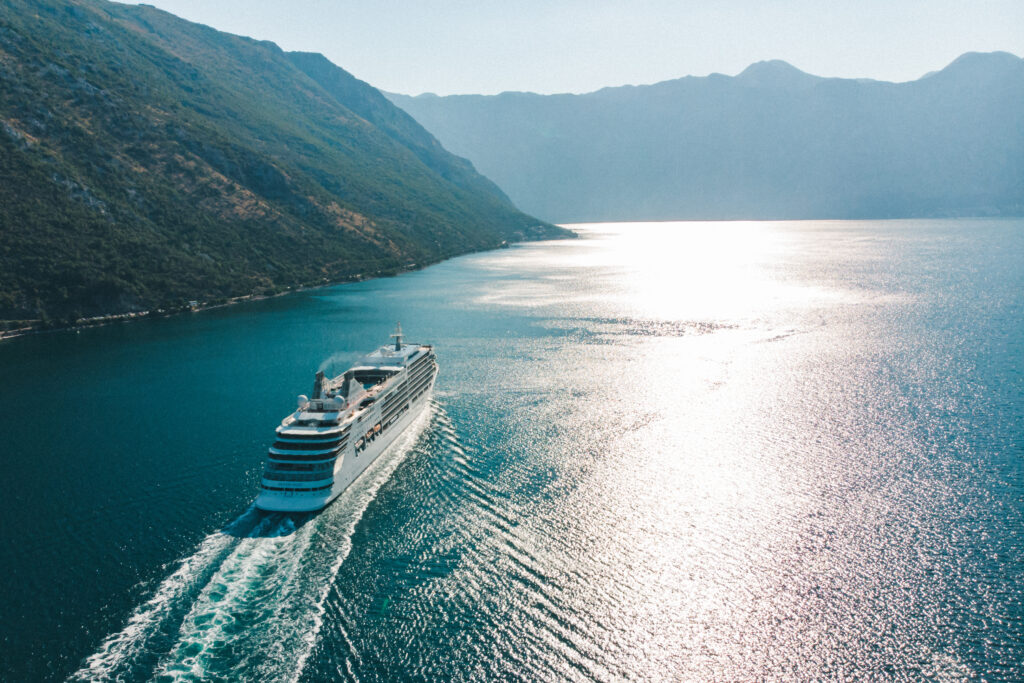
122,0,1023,95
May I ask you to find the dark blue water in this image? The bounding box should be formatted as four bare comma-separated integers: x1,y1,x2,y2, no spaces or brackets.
1,220,1022,680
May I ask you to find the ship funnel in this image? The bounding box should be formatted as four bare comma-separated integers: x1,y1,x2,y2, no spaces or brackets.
312,370,326,399
342,376,365,406
391,321,403,351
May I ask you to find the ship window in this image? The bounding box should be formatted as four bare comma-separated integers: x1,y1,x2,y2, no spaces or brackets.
261,483,332,492
276,428,348,440
272,440,342,451
263,471,333,482
267,461,332,472
268,451,340,462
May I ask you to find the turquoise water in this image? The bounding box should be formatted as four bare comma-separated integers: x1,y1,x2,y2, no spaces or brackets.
1,220,1022,680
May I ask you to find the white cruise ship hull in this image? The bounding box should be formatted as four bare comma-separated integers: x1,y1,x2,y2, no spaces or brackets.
254,330,437,513
254,386,432,512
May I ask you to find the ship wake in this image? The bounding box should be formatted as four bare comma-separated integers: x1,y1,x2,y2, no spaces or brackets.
70,403,437,682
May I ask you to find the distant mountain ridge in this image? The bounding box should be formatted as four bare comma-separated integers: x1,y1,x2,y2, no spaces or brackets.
0,0,568,325
388,52,1024,222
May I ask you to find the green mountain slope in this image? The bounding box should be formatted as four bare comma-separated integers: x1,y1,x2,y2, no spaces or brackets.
0,0,568,326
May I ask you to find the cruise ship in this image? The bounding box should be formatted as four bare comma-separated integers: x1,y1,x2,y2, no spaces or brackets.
255,324,437,512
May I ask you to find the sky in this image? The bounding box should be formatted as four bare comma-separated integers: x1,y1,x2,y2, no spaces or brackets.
122,0,1024,95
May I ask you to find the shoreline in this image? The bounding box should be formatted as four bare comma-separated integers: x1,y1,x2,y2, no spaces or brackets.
0,266,416,342
0,233,575,343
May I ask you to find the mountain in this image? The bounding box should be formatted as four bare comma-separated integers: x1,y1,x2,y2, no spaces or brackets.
0,0,569,326
388,52,1024,223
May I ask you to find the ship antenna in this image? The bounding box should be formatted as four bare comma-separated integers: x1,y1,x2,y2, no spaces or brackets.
391,321,403,351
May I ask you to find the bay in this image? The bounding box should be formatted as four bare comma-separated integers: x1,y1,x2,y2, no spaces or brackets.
1,219,1022,680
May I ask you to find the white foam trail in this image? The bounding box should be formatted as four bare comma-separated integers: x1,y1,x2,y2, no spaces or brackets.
69,508,270,682
156,516,308,679
289,402,437,682
143,403,438,682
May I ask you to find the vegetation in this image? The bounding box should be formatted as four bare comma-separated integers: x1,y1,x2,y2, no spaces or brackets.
0,0,570,326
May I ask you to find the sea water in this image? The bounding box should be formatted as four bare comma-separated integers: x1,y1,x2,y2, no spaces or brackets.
0,219,1021,680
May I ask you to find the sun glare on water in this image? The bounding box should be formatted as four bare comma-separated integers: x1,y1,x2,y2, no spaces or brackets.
453,220,1003,678
478,221,845,325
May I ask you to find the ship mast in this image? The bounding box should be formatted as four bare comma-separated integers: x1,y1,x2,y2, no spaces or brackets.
390,321,403,351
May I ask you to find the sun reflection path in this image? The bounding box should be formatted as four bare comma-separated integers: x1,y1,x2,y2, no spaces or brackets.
475,221,849,327
441,221,996,679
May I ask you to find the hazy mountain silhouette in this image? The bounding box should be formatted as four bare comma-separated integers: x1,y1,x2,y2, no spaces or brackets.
389,52,1024,222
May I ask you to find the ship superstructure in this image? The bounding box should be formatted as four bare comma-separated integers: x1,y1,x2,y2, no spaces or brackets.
255,324,437,512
